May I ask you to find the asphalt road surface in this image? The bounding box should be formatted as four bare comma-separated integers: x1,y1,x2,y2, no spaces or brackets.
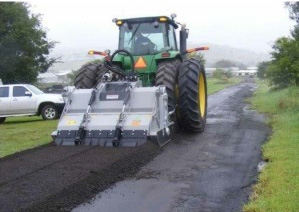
0,81,270,212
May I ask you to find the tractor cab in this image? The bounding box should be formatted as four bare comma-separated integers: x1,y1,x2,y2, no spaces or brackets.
117,17,179,56
112,16,182,86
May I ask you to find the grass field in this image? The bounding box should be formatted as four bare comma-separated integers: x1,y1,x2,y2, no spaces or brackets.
207,77,242,94
243,81,299,212
0,77,242,158
0,116,58,158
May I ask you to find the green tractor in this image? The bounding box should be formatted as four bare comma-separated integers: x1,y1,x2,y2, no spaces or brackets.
53,15,208,146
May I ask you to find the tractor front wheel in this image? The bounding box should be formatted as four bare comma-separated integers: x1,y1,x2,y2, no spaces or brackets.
74,63,98,89
178,58,207,132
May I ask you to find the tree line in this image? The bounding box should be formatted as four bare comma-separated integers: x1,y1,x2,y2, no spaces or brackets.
258,2,299,88
0,2,55,84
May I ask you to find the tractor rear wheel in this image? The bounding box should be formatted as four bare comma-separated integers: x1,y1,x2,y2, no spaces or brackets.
178,58,207,132
74,63,98,89
155,60,180,111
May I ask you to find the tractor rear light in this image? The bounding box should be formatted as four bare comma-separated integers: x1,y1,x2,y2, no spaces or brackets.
161,52,170,57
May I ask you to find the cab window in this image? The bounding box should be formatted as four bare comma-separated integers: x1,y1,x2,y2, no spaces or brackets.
0,87,9,98
119,22,167,55
13,86,29,97
168,25,177,50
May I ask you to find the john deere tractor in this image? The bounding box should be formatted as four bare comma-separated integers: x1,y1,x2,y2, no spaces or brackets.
52,14,208,147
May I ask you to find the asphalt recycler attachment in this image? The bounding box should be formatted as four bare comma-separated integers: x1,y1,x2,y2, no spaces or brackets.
53,81,173,147
74,89,96,145
112,83,131,147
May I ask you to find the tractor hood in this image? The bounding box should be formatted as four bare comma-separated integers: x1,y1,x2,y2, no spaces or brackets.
112,51,180,86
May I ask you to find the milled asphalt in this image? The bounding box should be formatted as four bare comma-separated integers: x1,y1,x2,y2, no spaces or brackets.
73,82,270,212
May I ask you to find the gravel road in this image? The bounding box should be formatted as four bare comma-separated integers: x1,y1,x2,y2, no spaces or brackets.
0,81,270,212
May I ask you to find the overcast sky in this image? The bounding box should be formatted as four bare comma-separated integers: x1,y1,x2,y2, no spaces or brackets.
29,0,294,55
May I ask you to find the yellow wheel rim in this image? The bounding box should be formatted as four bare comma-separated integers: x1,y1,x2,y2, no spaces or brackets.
198,73,206,117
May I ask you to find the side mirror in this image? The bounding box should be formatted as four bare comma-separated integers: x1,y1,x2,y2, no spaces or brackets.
25,91,32,97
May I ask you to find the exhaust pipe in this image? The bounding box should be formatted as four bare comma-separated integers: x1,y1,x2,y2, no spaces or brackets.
180,25,188,60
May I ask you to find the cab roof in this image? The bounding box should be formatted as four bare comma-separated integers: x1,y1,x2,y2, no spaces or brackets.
116,16,179,29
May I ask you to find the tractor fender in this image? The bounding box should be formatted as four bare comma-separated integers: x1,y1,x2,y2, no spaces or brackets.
155,51,182,65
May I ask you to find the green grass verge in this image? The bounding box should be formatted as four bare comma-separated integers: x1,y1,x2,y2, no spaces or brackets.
207,77,242,94
0,77,242,158
243,81,299,212
0,116,58,158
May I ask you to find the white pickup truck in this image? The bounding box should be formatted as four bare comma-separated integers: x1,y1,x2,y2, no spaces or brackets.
0,84,65,123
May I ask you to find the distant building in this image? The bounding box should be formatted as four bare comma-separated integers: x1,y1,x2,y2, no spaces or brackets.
206,66,257,77
247,66,258,70
55,70,73,83
232,67,257,76
205,68,217,77
37,70,75,84
37,72,58,83
205,67,239,77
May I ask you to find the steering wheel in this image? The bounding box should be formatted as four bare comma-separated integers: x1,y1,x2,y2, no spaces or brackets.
111,49,135,73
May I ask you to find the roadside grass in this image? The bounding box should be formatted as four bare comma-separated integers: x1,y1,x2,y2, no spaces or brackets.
0,77,242,158
207,77,242,94
0,116,57,158
243,81,299,212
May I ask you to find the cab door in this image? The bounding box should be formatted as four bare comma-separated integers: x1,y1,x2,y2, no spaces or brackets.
0,86,11,115
10,86,36,114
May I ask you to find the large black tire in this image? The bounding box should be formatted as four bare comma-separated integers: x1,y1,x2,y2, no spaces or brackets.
0,117,6,124
41,104,59,120
74,63,98,89
95,64,109,85
155,60,180,111
178,58,207,132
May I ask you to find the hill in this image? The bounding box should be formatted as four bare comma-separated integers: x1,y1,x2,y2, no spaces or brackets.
189,43,270,67
48,43,271,72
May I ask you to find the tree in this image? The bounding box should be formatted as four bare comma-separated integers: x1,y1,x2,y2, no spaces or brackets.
214,59,247,70
264,2,299,88
286,2,299,23
188,52,206,64
267,37,299,87
0,2,56,84
214,60,236,68
234,62,247,70
212,68,233,80
257,61,270,79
